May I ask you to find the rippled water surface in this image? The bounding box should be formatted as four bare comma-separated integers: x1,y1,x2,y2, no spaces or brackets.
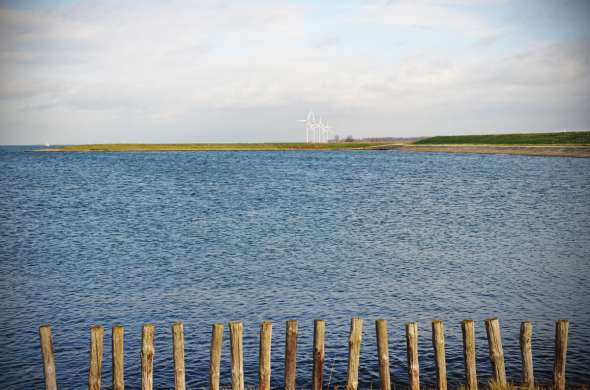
1,147,589,389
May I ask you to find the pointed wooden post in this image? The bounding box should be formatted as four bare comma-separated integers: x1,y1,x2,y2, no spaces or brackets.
553,320,569,390
484,318,506,388
284,320,298,390
210,323,224,390
346,317,363,390
229,321,244,390
141,324,155,390
519,321,534,390
312,320,325,390
461,320,478,390
405,322,419,390
172,322,186,390
88,325,104,390
39,325,58,390
432,320,447,390
375,319,391,390
112,325,125,390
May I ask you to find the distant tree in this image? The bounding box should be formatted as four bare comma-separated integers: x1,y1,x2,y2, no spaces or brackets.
344,135,354,142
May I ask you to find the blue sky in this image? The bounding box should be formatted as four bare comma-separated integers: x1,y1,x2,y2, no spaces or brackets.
0,0,589,144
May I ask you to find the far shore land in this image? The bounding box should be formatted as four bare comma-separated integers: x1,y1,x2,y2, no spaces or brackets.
40,131,590,158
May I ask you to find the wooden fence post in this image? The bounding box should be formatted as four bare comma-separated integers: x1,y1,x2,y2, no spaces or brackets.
461,320,477,390
375,319,391,390
553,320,569,390
39,325,58,390
210,323,224,390
312,320,325,390
432,320,447,390
141,324,155,390
405,322,420,390
112,325,125,390
172,322,186,390
284,320,298,390
519,321,534,390
88,325,104,390
229,321,244,390
346,317,363,390
484,318,506,388
259,321,273,390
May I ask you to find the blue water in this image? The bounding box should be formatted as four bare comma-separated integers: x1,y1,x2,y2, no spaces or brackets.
0,147,589,389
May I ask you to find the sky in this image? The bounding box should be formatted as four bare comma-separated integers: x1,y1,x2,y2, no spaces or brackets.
0,0,589,144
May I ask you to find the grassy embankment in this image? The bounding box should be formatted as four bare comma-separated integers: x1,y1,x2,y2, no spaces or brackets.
52,142,393,152
402,131,590,158
44,132,590,157
415,131,590,145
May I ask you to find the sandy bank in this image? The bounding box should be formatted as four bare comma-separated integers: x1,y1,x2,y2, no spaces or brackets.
395,144,590,158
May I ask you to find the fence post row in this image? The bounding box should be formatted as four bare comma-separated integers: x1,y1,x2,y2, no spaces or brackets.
38,318,571,389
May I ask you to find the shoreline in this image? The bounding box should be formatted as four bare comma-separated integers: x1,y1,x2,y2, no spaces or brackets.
38,143,590,157
39,142,394,152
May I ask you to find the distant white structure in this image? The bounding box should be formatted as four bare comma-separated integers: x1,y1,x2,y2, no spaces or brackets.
297,111,334,143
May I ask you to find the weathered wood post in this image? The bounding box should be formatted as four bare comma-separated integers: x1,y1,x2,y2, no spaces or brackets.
312,320,325,390
519,321,534,390
346,317,363,390
461,320,477,390
88,325,104,390
405,322,419,390
284,320,298,390
432,320,447,390
229,321,244,390
553,320,569,390
210,323,224,390
141,324,155,390
39,325,58,390
375,319,391,390
484,318,506,388
172,322,186,390
259,321,273,390
112,325,125,390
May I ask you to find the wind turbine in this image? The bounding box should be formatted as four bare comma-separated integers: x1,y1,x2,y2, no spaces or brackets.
298,111,334,143
324,120,332,142
297,111,313,143
297,118,309,143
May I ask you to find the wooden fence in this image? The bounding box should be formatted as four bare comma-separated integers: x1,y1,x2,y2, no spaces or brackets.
38,317,570,390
